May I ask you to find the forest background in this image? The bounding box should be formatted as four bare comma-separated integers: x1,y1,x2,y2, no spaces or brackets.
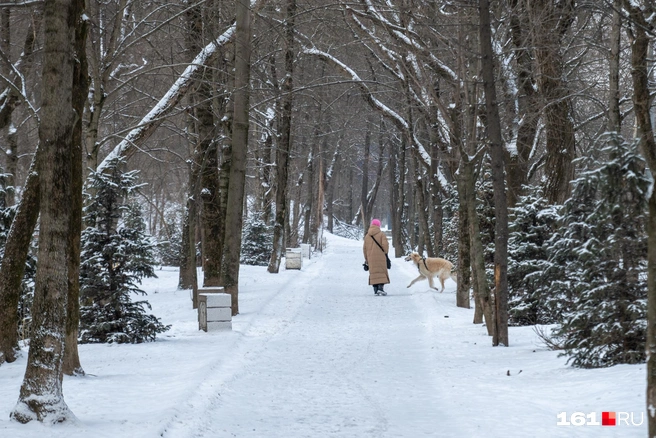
2,0,656,433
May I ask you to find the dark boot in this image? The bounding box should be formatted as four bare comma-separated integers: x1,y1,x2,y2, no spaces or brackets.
373,285,379,294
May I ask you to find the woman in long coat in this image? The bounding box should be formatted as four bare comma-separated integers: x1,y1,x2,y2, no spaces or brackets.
363,218,390,295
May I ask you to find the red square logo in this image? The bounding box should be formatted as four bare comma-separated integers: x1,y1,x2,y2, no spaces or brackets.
602,411,616,426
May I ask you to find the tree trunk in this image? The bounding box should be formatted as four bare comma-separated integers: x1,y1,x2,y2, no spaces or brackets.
325,145,341,234
302,144,315,243
361,125,371,234
463,155,492,331
649,191,656,438
197,78,223,286
63,5,89,376
623,4,656,434
268,0,296,274
393,135,407,257
479,0,509,346
178,3,205,294
12,0,79,423
506,0,539,208
413,153,432,255
185,2,223,288
0,6,42,366
0,7,40,207
608,0,621,133
429,152,443,257
530,0,576,205
315,155,324,249
223,0,251,315
178,192,198,292
456,174,471,309
0,158,39,365
178,115,200,297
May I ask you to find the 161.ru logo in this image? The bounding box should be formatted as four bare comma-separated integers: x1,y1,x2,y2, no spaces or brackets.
557,411,644,426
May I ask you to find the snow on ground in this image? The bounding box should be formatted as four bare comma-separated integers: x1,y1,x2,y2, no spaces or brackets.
0,232,647,437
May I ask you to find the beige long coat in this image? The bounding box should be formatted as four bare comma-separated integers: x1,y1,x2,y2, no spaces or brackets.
363,225,390,285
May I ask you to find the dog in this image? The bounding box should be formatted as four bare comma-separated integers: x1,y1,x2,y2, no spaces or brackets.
404,252,455,292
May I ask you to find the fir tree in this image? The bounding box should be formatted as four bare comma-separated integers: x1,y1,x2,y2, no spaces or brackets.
551,135,648,368
241,210,273,266
79,158,169,344
507,187,560,325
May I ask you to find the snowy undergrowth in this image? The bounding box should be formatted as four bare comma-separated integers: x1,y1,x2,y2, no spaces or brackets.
0,232,646,437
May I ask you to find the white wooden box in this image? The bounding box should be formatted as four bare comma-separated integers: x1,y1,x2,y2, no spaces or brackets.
198,289,232,332
300,243,311,259
285,248,302,270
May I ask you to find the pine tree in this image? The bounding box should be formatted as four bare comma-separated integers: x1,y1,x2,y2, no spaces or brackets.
552,135,648,368
241,210,273,266
507,187,560,325
79,158,169,344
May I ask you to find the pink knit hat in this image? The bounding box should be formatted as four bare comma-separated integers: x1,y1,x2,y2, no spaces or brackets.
371,219,381,227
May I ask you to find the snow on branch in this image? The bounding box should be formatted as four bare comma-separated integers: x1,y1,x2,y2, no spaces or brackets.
98,0,262,174
303,48,408,129
303,47,432,168
0,1,42,7
353,0,457,83
97,24,236,173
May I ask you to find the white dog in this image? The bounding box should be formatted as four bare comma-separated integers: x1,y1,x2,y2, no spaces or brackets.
404,252,455,292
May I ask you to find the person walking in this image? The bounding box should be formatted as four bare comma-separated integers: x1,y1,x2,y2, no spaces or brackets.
363,218,390,296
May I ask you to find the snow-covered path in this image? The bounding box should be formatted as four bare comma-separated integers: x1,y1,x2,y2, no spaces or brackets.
0,232,646,438
164,235,467,438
